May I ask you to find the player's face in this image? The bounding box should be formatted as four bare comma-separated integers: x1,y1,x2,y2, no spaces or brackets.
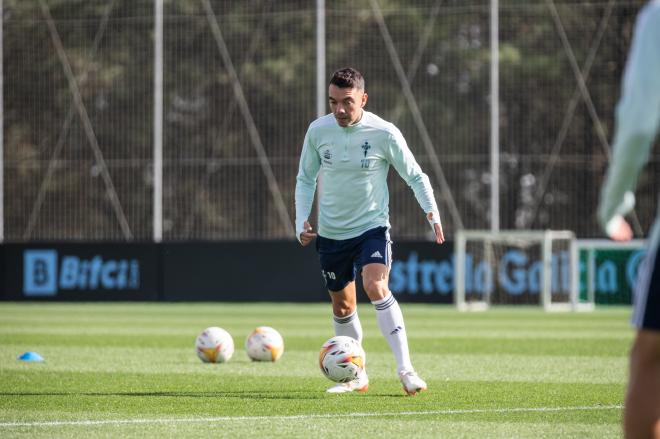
328,84,368,127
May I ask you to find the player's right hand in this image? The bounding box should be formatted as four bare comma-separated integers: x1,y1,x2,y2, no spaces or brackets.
605,214,633,242
299,220,317,246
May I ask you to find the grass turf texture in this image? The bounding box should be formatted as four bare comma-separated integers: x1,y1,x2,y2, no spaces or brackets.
0,303,631,438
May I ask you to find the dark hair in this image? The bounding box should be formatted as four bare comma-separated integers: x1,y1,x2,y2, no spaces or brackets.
329,67,365,91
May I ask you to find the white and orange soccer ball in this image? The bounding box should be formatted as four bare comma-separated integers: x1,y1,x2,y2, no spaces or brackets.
195,327,234,363
318,335,366,383
245,326,284,362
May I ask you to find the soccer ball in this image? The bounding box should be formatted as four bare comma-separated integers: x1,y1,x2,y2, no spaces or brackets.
318,335,366,383
195,327,234,363
245,326,284,362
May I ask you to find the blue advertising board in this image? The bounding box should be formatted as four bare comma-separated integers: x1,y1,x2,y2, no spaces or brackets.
2,243,159,300
0,240,643,304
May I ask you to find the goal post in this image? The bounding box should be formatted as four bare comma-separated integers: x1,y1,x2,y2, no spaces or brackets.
454,230,591,312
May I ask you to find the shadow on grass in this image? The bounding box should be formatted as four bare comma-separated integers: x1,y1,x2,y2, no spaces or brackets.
0,390,408,399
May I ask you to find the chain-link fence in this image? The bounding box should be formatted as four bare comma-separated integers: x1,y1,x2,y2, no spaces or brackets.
3,0,657,241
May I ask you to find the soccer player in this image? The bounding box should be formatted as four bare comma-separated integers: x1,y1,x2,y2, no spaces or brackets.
597,2,660,437
295,67,445,395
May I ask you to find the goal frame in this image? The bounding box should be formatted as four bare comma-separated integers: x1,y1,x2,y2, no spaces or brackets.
577,238,646,307
454,230,590,312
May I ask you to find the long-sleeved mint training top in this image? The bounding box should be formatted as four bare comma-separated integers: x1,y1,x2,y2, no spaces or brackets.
598,0,660,247
295,111,441,241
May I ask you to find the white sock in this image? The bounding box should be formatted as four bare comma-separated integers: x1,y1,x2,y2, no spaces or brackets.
372,293,413,373
333,310,363,344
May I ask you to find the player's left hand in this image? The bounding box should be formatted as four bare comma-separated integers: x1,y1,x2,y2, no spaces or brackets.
427,212,445,244
433,223,445,244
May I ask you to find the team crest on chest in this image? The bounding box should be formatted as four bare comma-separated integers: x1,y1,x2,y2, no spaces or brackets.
361,141,371,157
361,141,372,168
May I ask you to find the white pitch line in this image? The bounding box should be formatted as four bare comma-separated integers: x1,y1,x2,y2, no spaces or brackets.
0,404,622,428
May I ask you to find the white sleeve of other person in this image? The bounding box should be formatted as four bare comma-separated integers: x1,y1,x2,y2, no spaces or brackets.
597,1,660,230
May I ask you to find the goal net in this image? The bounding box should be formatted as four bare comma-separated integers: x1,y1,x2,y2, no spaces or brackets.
454,230,592,312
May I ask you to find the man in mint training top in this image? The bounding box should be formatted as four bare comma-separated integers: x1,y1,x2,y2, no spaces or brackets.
295,67,445,395
597,2,660,437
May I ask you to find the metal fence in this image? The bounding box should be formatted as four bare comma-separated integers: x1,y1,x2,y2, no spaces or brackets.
3,0,657,241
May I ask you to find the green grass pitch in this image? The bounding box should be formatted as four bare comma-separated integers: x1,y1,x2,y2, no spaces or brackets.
0,302,631,438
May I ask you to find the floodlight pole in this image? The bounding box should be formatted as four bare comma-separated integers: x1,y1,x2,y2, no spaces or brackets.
490,0,500,232
153,0,163,242
316,0,326,119
316,0,325,214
